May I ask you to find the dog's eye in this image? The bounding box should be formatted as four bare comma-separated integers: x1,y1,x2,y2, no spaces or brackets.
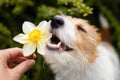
77,25,87,33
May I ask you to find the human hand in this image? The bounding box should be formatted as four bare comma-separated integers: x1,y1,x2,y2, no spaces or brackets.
0,48,36,80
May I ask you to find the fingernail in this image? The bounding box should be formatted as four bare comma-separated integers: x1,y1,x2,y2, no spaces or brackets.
28,59,35,67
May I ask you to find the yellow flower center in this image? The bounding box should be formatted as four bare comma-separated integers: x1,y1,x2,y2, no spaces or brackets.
29,29,41,43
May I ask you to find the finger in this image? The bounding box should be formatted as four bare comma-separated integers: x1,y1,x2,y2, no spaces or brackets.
8,57,27,69
0,48,23,60
8,63,15,68
13,59,35,76
25,54,37,59
8,56,36,68
8,54,37,64
8,57,28,64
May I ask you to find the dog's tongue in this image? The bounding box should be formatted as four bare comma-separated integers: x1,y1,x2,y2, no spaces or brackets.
47,42,61,49
47,42,66,51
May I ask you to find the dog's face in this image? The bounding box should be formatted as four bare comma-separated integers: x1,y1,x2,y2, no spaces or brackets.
45,15,100,65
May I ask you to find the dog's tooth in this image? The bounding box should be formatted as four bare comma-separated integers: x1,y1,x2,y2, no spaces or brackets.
57,42,61,47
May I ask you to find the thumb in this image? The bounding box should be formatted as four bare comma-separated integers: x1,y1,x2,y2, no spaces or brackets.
13,59,35,77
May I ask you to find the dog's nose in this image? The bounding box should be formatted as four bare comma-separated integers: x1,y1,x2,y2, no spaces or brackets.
51,16,64,28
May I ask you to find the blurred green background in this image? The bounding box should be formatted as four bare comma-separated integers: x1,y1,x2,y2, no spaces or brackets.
0,0,120,80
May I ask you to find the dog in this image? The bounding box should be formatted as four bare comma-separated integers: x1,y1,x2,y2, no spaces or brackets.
44,15,120,80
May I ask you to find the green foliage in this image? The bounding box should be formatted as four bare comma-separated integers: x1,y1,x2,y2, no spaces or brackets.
0,23,13,48
0,0,120,80
57,0,93,16
36,5,62,21
0,0,33,7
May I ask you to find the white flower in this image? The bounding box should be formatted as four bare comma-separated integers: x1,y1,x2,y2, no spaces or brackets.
13,21,52,56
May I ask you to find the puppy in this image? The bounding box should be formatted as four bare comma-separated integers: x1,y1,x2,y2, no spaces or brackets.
44,15,120,80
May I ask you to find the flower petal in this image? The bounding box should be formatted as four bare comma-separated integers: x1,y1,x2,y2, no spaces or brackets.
13,33,28,44
37,21,49,31
43,32,52,43
22,21,35,33
37,42,46,55
23,43,36,56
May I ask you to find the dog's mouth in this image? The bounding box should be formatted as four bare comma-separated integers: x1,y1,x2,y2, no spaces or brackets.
47,35,73,52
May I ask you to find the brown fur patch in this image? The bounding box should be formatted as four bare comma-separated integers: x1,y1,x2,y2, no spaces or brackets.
72,17,100,63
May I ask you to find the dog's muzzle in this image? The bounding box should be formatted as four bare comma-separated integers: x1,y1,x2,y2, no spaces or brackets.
47,16,74,52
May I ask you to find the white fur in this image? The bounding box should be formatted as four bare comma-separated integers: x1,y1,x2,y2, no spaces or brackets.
44,15,120,80
45,43,120,80
52,15,77,48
